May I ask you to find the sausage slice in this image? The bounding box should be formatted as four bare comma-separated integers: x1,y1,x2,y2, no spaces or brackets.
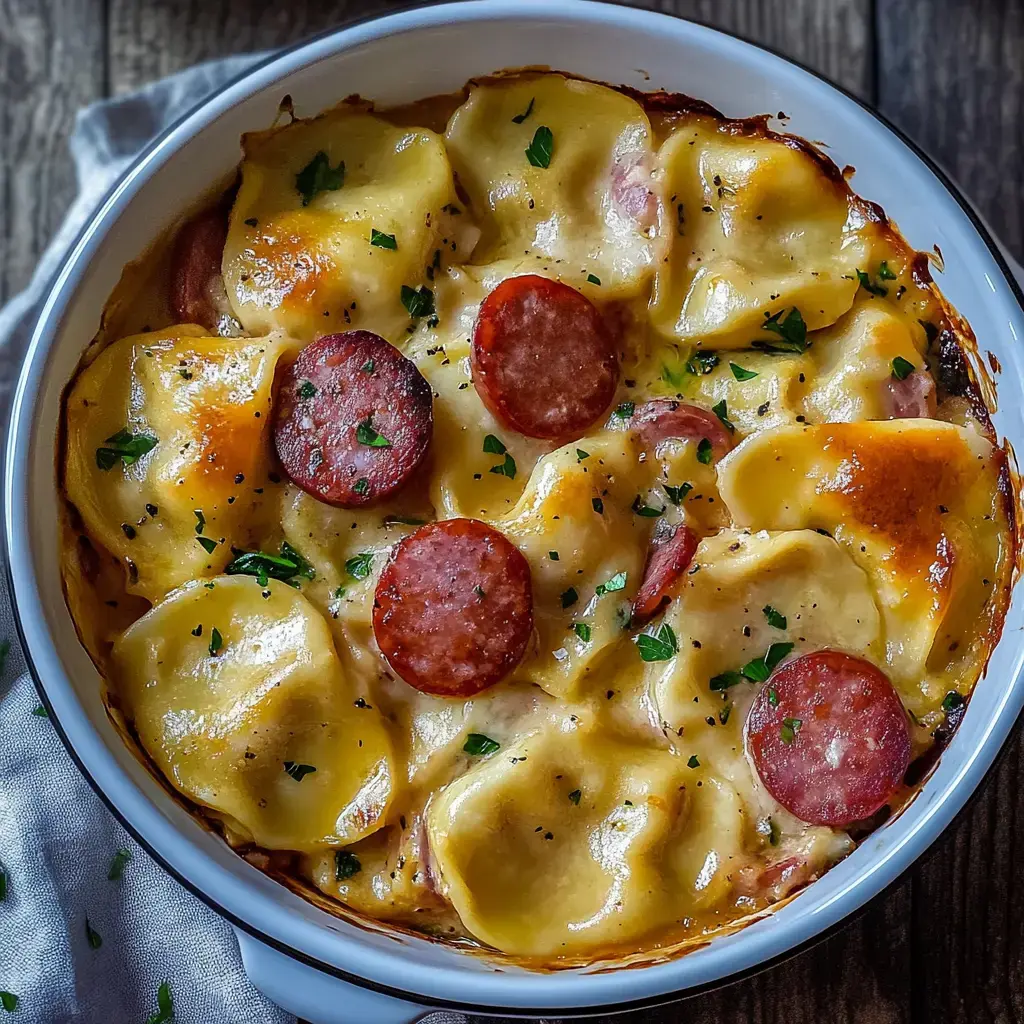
274,331,432,508
745,650,911,826
472,275,618,441
373,519,533,697
631,523,698,625
170,206,229,330
630,399,733,458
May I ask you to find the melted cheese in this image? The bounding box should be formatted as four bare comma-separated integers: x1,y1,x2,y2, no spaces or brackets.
803,299,930,423
650,117,868,348
650,529,883,740
111,576,395,850
446,75,661,298
427,724,745,957
223,110,465,342
61,71,1015,966
63,327,292,601
717,421,1010,715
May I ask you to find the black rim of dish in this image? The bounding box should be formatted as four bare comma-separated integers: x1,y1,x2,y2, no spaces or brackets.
9,1,1024,1016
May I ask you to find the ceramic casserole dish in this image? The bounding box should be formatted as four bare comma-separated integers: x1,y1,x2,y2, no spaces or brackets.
6,2,1024,1020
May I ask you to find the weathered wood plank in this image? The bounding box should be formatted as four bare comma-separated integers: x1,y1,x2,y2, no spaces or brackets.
0,0,106,302
106,0,412,95
877,0,1024,261
622,0,874,99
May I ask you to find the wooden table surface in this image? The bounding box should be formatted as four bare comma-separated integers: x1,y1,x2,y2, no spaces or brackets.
2,2,1023,1022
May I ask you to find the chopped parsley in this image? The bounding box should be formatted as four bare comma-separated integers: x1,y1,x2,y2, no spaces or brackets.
353,477,370,496
573,622,592,643
696,438,713,464
0,994,17,1012
196,536,218,555
356,417,392,448
711,399,735,432
511,96,535,124
613,401,635,419
661,362,687,388
768,687,779,706
225,542,315,586
780,717,803,744
334,850,361,881
193,509,206,535
709,642,793,690
361,359,375,374
489,453,517,479
463,733,500,756
145,982,174,1024
370,228,397,250
631,496,664,518
561,587,579,609
718,704,732,725
548,551,560,561
568,788,581,805
740,642,794,682
634,622,679,662
942,691,965,712
298,380,317,399
730,362,758,381
345,552,374,580
576,448,590,462
525,125,554,168
31,705,48,718
295,150,344,205
879,260,897,280
891,356,915,380
756,307,807,353
0,865,6,901
400,284,435,318
483,434,507,455
857,267,889,297
95,429,158,471
283,760,317,781
762,604,787,630
687,755,700,768
208,628,223,657
0,639,9,676
595,571,627,596
686,351,719,375
108,848,131,881
85,918,102,950
663,482,692,505
586,273,601,286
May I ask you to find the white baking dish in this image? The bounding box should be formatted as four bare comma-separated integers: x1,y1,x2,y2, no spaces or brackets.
6,2,1024,1020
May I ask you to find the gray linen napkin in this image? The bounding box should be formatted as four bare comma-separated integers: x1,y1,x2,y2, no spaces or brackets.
0,51,477,1024
2,48,1020,1024
0,54,306,1024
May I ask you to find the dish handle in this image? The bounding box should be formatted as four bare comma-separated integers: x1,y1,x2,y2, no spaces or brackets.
236,929,431,1023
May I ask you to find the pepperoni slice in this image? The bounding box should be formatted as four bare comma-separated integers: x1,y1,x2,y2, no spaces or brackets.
471,275,618,441
373,519,533,697
170,206,229,330
745,651,911,827
274,332,432,508
630,399,733,458
631,523,698,625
